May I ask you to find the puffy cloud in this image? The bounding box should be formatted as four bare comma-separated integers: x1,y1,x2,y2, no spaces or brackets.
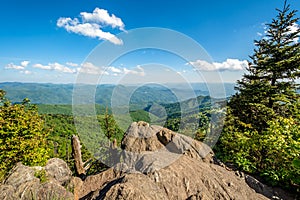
79,62,109,75
5,60,30,70
4,61,33,75
123,65,145,76
66,62,79,67
21,61,30,67
108,66,122,73
57,7,125,45
30,60,145,77
79,65,145,76
81,8,125,31
49,62,76,73
213,59,248,71
187,59,248,71
33,63,52,70
5,63,25,70
33,62,76,73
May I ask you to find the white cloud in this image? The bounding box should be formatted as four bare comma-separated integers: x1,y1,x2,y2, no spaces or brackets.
5,63,25,70
108,66,122,73
33,63,52,70
33,62,76,73
21,70,32,75
5,60,30,70
81,8,125,31
79,62,109,75
123,65,145,76
187,59,248,71
49,62,76,73
66,62,79,67
57,7,125,45
21,61,30,67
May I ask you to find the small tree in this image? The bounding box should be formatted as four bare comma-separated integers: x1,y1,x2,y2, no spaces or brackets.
0,90,50,180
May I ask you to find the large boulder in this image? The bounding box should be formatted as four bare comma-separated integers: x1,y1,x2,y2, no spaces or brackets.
44,158,72,185
0,158,74,200
76,122,269,200
4,163,39,188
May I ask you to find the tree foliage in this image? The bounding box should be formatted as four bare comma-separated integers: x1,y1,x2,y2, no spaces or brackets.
217,1,300,191
0,90,50,180
98,108,123,145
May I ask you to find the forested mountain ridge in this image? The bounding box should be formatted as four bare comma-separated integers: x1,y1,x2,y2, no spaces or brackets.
0,82,235,105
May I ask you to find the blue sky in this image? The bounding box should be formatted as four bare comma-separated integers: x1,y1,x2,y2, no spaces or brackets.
0,0,299,84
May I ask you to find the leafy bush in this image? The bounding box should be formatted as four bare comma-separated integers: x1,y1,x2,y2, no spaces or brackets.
218,115,300,189
0,90,50,180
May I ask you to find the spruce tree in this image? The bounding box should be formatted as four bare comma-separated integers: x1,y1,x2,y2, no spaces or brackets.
229,0,300,131
217,1,300,190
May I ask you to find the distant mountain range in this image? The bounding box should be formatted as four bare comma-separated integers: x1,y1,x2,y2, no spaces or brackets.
0,82,236,105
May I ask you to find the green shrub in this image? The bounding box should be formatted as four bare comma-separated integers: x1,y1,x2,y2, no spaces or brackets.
0,90,50,180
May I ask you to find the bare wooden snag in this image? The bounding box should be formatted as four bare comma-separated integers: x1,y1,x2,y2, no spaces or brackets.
72,135,86,176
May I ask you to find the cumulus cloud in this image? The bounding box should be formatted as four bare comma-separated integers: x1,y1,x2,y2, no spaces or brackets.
49,62,76,73
30,60,145,77
5,60,30,70
187,59,248,71
33,62,76,73
4,61,33,75
57,7,125,45
108,66,122,73
79,62,109,75
123,65,145,76
21,61,30,67
66,62,79,67
33,63,52,70
5,63,25,70
81,8,125,31
78,63,145,76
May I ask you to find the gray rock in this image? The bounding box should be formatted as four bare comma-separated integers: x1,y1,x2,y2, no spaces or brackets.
44,158,72,186
15,179,40,199
4,163,39,188
0,184,17,200
121,122,214,174
245,175,296,200
0,159,74,200
76,122,269,200
36,182,73,200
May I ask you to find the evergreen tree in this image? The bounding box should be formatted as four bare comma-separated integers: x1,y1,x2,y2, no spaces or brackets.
229,0,300,131
217,1,300,190
99,108,123,144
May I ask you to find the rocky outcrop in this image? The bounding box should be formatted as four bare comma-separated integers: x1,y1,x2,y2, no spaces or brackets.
76,122,269,200
1,122,295,200
0,158,74,200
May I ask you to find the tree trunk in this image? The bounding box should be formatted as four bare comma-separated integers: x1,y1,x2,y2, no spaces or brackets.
72,135,86,177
